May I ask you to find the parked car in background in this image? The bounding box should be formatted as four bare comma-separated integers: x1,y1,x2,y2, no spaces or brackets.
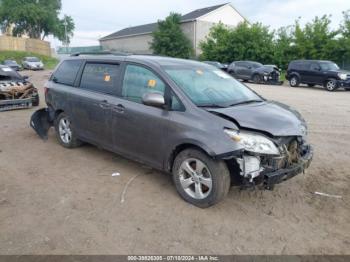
22,57,44,70
228,61,282,85
3,60,22,71
0,66,39,111
286,60,350,91
30,54,313,208
203,61,228,71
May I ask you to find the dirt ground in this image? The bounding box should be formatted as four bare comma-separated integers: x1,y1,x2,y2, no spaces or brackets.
0,70,349,255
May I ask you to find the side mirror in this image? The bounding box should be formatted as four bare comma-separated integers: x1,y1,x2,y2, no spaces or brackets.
142,92,165,108
22,75,29,80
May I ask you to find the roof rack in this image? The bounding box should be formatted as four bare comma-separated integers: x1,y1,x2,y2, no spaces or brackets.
70,51,130,57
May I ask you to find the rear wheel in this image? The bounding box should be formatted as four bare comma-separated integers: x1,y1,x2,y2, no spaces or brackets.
289,76,300,87
325,79,338,92
172,149,231,208
54,113,82,148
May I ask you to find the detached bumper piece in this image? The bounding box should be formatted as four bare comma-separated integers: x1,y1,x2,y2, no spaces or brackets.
30,108,54,140
263,146,313,190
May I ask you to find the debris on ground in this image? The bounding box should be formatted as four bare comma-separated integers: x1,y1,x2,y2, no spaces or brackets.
112,172,121,177
314,192,343,199
120,174,141,204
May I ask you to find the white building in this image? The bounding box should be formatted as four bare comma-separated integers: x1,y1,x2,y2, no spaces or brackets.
99,3,247,56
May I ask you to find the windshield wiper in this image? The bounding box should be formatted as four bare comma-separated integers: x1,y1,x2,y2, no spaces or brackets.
197,104,227,108
228,99,264,107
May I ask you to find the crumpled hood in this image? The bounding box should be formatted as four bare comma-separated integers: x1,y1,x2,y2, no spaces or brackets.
208,101,307,137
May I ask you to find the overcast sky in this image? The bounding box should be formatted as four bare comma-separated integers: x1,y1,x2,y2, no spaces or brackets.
50,0,350,47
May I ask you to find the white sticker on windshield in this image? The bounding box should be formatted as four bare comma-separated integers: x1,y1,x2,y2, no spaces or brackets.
2,67,13,72
214,70,230,79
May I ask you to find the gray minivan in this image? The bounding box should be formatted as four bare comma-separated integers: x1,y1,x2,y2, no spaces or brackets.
31,54,313,208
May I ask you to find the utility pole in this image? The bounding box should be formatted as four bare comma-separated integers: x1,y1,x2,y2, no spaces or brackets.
63,16,68,54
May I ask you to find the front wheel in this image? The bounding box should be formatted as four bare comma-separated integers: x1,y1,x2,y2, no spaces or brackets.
325,79,338,92
252,74,261,84
54,113,82,148
172,149,231,208
289,76,300,87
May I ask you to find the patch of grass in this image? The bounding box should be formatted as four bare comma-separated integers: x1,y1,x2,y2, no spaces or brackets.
280,71,286,81
0,50,59,69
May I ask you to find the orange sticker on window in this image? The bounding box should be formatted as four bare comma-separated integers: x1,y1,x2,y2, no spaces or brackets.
148,79,157,88
104,75,111,82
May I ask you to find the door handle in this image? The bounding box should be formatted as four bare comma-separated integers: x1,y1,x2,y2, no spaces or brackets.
99,100,111,109
112,104,125,114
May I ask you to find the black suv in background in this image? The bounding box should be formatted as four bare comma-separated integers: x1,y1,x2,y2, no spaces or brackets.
286,60,350,91
227,61,282,85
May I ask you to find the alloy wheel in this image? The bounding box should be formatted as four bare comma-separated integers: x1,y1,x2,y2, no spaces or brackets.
178,158,213,200
58,117,72,144
326,80,336,91
290,77,297,86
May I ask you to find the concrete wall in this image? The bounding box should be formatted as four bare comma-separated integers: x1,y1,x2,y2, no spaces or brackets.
194,20,216,56
0,36,51,56
100,33,154,54
181,21,195,49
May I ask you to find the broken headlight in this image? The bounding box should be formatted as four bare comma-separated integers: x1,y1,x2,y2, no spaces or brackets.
224,129,279,155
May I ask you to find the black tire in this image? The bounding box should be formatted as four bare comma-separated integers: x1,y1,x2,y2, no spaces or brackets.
289,76,300,87
324,79,338,92
172,148,231,208
307,84,315,87
32,93,40,107
54,112,82,148
252,74,261,84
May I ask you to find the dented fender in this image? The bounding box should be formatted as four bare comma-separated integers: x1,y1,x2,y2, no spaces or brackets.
30,108,54,140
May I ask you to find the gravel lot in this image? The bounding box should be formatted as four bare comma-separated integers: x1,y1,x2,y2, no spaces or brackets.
0,70,349,255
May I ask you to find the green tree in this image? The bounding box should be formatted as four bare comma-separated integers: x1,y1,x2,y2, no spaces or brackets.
151,13,193,58
292,15,339,60
200,22,274,64
0,0,74,43
338,10,350,68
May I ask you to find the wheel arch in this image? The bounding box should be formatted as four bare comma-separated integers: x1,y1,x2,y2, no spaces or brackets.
167,143,214,172
289,72,300,80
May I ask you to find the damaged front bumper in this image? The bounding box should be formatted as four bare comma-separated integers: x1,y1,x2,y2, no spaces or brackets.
233,142,313,190
263,146,313,189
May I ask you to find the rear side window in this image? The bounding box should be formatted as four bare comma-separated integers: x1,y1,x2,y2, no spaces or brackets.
80,63,120,95
122,65,166,104
289,61,309,70
310,63,320,71
53,60,82,86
